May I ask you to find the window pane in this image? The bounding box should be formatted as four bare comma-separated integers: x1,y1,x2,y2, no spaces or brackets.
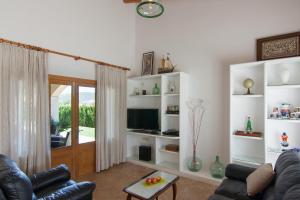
78,86,96,144
50,84,72,148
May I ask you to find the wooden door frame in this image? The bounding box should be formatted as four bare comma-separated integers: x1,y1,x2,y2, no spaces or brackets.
49,75,96,178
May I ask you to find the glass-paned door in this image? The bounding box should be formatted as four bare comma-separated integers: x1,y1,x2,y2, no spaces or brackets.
49,75,96,178
50,84,72,148
78,86,96,144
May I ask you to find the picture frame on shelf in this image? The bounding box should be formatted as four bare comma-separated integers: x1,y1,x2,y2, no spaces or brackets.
257,32,300,61
141,51,154,76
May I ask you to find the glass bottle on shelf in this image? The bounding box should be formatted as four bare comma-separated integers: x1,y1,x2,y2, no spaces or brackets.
152,83,160,95
168,80,176,93
245,116,252,133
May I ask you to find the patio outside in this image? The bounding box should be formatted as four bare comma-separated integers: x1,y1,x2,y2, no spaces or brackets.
50,85,95,147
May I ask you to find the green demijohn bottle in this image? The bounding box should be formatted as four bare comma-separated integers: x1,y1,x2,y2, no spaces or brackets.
210,155,225,179
152,83,160,95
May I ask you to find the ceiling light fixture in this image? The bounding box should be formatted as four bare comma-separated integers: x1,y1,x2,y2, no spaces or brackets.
137,0,164,18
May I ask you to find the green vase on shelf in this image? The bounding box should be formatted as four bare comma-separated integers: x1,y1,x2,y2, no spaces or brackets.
152,83,160,95
210,155,225,179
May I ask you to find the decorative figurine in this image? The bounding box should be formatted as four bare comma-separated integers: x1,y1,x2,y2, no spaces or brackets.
245,116,252,133
290,107,300,120
243,78,254,95
152,83,160,95
281,132,289,149
270,107,281,119
280,103,291,119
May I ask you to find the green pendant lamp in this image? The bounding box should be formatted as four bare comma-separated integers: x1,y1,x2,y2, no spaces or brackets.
137,0,164,18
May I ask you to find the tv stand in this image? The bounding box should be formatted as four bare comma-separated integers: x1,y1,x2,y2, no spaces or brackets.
131,129,160,135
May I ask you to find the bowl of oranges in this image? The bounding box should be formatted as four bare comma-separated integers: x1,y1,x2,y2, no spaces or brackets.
145,176,162,185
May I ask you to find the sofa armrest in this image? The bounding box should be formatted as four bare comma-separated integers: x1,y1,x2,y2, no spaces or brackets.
225,164,256,182
30,164,71,193
39,182,96,200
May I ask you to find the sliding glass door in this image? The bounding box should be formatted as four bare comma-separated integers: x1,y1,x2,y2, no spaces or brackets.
49,75,96,178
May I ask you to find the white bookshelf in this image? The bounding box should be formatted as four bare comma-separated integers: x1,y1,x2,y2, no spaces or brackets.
230,56,300,167
126,72,221,185
126,72,188,171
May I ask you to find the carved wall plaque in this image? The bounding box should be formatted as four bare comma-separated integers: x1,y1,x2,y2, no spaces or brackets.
257,32,300,61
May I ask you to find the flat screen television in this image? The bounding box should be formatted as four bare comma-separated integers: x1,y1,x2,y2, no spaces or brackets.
127,108,159,130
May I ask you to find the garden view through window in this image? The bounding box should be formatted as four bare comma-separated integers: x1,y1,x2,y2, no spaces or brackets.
78,86,96,144
50,84,95,148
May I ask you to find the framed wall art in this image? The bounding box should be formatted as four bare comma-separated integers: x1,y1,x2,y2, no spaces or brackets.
141,51,154,76
257,32,300,61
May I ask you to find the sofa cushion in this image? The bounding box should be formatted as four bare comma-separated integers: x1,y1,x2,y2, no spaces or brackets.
0,189,7,200
282,184,300,200
246,163,274,196
0,155,33,200
225,164,256,182
274,163,300,200
208,194,234,200
274,151,300,177
35,180,76,198
30,164,71,192
262,185,275,200
215,179,256,200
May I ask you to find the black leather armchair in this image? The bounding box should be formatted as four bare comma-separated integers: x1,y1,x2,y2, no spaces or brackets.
0,154,95,200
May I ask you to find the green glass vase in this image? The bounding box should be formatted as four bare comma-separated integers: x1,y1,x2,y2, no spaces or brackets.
210,155,225,179
187,150,202,172
152,83,160,95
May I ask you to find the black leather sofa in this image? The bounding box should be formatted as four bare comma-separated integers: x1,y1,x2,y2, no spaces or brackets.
209,151,300,200
0,154,96,200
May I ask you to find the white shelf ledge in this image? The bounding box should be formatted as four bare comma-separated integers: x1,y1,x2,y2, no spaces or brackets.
127,72,183,80
165,114,179,117
267,84,300,89
158,161,179,170
129,94,161,97
128,74,162,80
233,135,264,141
164,93,180,96
159,149,179,156
232,155,264,166
232,94,264,98
126,131,180,140
127,156,156,165
267,118,300,123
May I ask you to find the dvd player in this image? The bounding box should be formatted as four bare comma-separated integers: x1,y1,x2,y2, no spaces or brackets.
162,129,179,136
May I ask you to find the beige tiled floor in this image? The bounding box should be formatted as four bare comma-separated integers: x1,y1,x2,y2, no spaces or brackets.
78,162,216,200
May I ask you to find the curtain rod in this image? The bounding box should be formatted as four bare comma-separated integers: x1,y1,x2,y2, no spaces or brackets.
0,38,130,71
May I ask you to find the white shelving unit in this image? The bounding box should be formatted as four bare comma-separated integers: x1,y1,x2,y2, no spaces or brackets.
230,56,300,167
126,72,222,185
126,72,189,170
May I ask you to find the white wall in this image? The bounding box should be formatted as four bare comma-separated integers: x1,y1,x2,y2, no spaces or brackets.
134,0,300,168
0,0,136,80
1,0,300,171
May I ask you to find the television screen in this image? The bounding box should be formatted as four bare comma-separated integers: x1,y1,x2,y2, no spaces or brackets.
127,109,159,130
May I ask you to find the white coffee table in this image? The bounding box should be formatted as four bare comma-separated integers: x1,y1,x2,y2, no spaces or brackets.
123,171,179,200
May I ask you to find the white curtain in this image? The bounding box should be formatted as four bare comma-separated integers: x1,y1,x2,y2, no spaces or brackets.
0,43,50,175
95,65,127,171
